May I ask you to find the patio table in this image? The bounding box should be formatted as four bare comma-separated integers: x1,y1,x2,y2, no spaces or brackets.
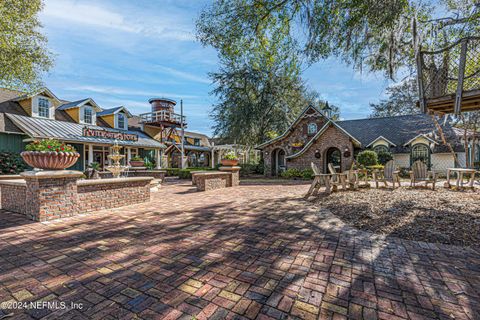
444,168,477,189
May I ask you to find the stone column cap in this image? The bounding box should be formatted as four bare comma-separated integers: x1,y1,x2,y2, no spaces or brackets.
219,166,241,172
21,170,84,179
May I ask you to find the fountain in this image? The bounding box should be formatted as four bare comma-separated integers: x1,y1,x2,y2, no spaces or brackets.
106,141,127,178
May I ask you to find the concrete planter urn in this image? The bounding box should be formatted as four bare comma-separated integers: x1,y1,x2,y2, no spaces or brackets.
220,159,239,166
21,151,80,170
129,160,145,167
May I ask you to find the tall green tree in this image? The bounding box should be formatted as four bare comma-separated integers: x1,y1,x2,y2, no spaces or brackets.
370,78,419,117
197,0,479,80
0,0,53,91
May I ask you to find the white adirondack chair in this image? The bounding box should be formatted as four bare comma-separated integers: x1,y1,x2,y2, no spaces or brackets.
328,163,352,190
373,160,400,189
305,162,332,198
410,160,436,190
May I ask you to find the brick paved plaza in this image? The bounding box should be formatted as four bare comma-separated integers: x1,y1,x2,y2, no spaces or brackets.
0,181,479,319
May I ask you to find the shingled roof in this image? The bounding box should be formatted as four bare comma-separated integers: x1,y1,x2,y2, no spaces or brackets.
337,114,463,153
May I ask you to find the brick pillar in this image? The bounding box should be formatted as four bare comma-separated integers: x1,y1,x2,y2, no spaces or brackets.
21,170,84,221
219,166,241,187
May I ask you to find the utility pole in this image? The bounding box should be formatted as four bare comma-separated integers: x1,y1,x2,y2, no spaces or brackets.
180,99,185,169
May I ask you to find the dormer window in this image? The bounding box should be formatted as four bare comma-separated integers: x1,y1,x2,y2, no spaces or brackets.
373,145,389,154
307,123,317,135
38,98,50,118
117,113,126,130
83,107,93,124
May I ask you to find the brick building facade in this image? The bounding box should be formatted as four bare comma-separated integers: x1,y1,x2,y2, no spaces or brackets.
258,106,473,176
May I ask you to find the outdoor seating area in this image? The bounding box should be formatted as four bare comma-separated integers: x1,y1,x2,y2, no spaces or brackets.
306,160,478,198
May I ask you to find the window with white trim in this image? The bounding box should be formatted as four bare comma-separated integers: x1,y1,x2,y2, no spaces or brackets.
373,145,389,154
117,113,126,129
307,123,317,135
411,144,430,167
38,98,50,118
83,107,93,124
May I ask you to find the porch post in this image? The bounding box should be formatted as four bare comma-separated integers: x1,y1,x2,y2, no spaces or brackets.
88,144,93,165
211,147,215,168
127,147,132,162
155,149,161,169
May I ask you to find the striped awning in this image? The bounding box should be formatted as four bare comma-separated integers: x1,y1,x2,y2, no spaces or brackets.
7,113,165,149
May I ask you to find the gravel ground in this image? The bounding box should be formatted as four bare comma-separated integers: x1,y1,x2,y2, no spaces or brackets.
316,187,480,247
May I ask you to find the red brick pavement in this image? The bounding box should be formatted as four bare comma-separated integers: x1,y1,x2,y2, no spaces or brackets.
0,181,479,319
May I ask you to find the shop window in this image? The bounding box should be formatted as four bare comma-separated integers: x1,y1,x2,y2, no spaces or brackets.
194,138,200,146
307,123,317,135
373,145,389,154
83,107,93,124
38,98,50,118
411,144,430,167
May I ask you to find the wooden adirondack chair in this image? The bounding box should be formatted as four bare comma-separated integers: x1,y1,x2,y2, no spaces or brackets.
305,162,332,198
410,160,436,190
328,163,352,190
372,160,400,189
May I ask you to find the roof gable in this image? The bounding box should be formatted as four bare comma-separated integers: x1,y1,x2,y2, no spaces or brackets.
97,106,133,117
57,98,101,111
257,105,328,148
14,87,61,104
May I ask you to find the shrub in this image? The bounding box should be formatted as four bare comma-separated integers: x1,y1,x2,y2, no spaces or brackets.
25,139,76,153
0,152,26,174
301,169,314,180
356,150,378,167
240,163,263,176
143,157,155,170
376,150,393,165
280,168,302,179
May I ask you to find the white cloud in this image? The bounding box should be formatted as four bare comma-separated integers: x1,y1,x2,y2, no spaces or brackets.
41,0,195,41
66,85,201,100
155,65,210,84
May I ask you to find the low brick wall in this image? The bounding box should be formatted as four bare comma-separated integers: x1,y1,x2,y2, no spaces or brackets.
99,170,165,180
195,172,230,191
0,181,26,215
77,178,151,213
0,172,153,221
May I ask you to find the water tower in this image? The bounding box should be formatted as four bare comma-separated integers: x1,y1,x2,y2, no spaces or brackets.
139,98,186,144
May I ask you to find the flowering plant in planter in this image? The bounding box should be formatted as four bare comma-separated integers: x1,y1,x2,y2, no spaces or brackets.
22,139,80,170
129,156,145,167
220,151,239,166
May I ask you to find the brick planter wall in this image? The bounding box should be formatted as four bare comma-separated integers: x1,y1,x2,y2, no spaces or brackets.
0,171,153,222
0,182,26,214
77,178,151,212
195,172,230,191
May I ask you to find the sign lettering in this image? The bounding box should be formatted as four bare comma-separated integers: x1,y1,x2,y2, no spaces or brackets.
82,127,138,142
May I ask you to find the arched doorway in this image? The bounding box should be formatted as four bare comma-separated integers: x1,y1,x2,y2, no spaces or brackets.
325,147,341,173
271,148,286,176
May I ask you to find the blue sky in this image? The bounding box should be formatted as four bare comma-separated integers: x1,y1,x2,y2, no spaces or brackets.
40,0,391,135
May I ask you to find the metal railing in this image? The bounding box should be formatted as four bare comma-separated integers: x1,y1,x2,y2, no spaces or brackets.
139,110,186,125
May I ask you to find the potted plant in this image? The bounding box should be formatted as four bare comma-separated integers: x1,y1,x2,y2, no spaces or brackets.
129,156,145,167
21,139,80,170
220,151,239,166
84,162,101,179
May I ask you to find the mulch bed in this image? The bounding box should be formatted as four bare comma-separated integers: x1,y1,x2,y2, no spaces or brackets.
316,187,480,247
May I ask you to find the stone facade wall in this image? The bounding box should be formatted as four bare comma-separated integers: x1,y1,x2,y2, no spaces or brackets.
263,120,354,175
262,109,328,176
77,179,151,213
288,125,354,173
0,183,26,214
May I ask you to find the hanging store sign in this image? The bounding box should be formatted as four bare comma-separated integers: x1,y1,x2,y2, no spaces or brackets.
82,127,138,141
